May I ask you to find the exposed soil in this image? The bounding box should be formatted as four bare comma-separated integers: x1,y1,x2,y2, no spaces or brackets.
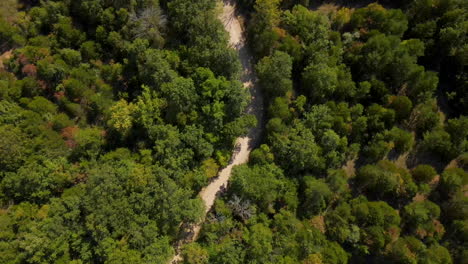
341,159,356,178
170,1,264,262
0,50,13,70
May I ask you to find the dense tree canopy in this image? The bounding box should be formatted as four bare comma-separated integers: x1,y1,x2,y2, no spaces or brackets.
0,0,466,263
0,0,251,262
191,0,467,263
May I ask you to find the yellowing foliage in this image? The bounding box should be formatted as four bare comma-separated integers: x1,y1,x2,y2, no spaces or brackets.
108,99,136,135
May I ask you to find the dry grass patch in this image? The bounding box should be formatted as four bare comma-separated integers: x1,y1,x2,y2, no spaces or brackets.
341,159,356,178
317,3,340,15
0,50,13,70
309,215,326,233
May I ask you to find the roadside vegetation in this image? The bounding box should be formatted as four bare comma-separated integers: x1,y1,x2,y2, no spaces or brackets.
189,0,468,263
0,0,466,263
0,0,252,262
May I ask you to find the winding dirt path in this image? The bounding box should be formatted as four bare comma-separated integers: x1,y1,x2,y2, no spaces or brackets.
170,0,263,262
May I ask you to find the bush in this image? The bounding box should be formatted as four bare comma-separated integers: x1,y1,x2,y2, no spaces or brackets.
386,127,414,153
256,51,293,98
388,95,413,121
363,134,393,162
409,100,440,135
411,164,437,183
52,113,73,131
438,168,468,200
356,160,417,201
422,128,453,160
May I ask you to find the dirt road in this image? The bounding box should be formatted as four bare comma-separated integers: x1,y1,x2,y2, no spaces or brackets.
170,0,263,262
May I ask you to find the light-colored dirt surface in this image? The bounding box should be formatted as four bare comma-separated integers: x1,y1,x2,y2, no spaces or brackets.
0,50,13,70
170,1,263,263
341,159,356,177
444,159,458,170
394,152,409,169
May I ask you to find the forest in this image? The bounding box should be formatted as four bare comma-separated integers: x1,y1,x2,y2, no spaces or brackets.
0,0,467,263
